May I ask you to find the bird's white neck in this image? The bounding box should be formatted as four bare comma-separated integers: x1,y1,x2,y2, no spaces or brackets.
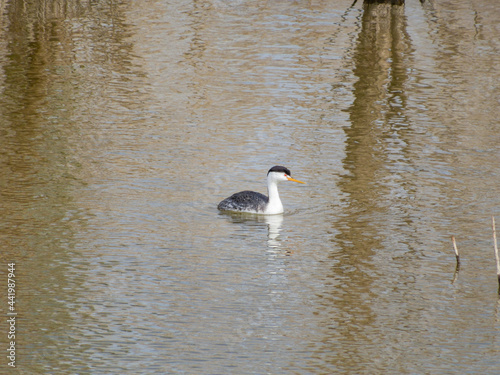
265,176,284,215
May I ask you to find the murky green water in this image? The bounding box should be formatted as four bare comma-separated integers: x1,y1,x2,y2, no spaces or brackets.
1,0,499,373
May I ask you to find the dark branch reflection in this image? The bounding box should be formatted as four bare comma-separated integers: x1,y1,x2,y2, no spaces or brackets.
314,2,413,370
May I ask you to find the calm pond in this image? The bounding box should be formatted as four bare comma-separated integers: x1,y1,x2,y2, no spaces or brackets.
1,0,499,373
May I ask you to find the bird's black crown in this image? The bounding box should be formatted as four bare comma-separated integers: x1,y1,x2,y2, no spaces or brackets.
268,165,291,176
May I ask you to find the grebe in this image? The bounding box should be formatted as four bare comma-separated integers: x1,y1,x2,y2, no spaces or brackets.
217,166,305,215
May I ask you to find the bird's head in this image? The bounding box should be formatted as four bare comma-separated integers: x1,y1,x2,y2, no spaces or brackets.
267,165,306,184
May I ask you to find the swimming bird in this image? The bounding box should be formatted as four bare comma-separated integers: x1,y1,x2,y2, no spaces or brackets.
217,166,305,215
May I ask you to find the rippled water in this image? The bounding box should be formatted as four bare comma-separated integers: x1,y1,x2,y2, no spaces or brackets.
1,0,500,373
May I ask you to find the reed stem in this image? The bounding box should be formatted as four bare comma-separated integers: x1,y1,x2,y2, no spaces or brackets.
492,217,500,293
451,236,460,265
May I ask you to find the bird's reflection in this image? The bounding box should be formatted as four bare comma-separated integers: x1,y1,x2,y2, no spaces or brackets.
219,212,284,250
264,214,284,249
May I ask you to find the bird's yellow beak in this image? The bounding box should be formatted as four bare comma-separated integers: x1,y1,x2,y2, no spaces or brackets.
287,176,306,184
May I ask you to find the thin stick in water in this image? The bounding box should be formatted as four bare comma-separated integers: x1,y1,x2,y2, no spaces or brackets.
451,236,460,284
492,216,500,293
451,236,460,265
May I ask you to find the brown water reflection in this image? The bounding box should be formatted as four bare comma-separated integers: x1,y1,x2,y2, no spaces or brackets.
0,0,136,372
1,0,499,373
317,3,413,370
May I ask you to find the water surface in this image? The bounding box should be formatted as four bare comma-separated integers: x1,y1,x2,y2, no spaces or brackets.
1,0,499,373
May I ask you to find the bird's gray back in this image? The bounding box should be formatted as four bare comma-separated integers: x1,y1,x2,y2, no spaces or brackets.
217,190,269,213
